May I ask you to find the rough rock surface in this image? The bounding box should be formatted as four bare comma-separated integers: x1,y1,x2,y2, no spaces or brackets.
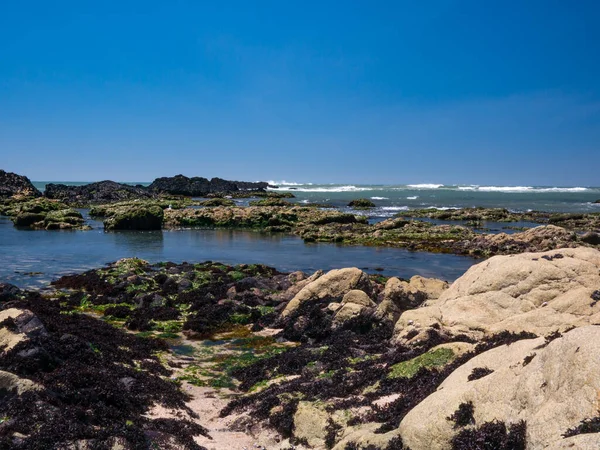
395,247,600,344
0,308,47,353
453,225,583,256
376,276,448,322
400,326,600,450
148,174,273,196
0,170,41,199
282,268,373,317
333,289,377,323
293,401,329,448
103,205,164,231
44,180,154,205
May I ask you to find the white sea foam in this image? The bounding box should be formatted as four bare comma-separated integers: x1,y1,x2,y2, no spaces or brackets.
381,206,409,211
477,186,588,193
426,206,459,211
407,183,444,189
371,196,389,200
406,196,418,200
266,180,312,186
269,185,370,193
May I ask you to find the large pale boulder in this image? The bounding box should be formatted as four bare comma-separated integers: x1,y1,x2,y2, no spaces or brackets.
400,326,600,450
375,276,448,322
282,268,372,317
395,247,600,344
333,290,377,324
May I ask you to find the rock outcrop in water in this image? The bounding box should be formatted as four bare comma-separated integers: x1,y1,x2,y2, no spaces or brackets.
0,170,41,199
44,180,155,206
0,198,88,230
148,174,274,197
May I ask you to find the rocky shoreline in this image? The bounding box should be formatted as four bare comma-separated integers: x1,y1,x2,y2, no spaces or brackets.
2,248,600,449
1,168,599,257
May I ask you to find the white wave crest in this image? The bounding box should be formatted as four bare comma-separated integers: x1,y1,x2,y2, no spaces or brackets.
266,180,312,186
407,183,444,189
477,186,588,193
406,196,419,200
371,196,389,200
269,185,370,193
381,206,409,211
426,206,459,210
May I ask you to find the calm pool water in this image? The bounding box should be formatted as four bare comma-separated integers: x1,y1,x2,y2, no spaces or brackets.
0,215,477,288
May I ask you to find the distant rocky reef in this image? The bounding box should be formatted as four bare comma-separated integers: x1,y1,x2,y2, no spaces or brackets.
0,170,41,199
147,174,275,197
45,180,155,206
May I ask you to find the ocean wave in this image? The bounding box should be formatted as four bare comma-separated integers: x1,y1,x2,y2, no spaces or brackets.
381,206,409,211
406,196,419,200
477,186,588,193
266,180,312,186
426,206,459,210
371,196,389,200
407,183,444,189
269,185,370,193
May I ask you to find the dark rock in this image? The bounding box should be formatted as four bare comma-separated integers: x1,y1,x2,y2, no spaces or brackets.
0,284,22,301
12,212,46,227
148,174,275,197
45,180,154,206
581,232,600,245
0,170,42,198
348,198,376,208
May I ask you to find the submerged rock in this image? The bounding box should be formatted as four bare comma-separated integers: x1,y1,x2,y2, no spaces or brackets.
394,247,600,344
0,170,41,199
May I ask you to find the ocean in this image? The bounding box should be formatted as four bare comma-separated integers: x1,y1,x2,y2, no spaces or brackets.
1,181,596,289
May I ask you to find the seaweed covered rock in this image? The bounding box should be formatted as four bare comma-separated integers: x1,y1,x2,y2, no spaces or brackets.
399,326,600,449
282,268,373,317
45,180,154,206
104,205,164,230
375,276,448,322
248,198,292,207
348,198,376,208
394,247,600,345
197,198,235,207
452,224,584,256
2,198,88,230
0,294,206,449
0,170,41,199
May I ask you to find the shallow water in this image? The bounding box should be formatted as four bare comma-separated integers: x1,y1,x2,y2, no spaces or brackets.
0,216,476,289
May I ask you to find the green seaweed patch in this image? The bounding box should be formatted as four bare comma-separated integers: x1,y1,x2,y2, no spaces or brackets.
150,320,183,333
388,347,455,379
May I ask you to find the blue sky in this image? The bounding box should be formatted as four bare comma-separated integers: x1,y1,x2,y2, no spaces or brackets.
1,1,599,185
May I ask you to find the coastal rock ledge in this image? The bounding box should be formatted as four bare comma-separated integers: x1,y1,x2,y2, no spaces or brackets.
148,174,274,196
394,246,600,344
0,170,41,199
